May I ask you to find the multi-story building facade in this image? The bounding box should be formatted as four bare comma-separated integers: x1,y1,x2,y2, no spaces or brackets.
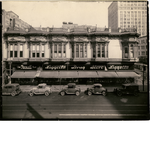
138,36,147,58
2,22,140,85
108,1,147,36
2,10,33,85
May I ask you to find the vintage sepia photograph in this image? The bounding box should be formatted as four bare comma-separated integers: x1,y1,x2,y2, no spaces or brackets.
1,1,149,120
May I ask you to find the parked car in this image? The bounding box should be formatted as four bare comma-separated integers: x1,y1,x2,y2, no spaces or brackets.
2,84,22,96
60,83,81,96
114,83,140,96
28,83,52,96
87,83,107,96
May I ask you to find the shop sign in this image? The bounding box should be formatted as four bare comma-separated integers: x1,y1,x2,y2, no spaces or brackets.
90,65,105,70
45,65,66,70
71,65,85,70
108,65,129,70
17,65,37,70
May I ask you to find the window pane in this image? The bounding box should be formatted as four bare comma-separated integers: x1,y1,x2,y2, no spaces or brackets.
54,44,57,58
10,44,13,50
97,44,100,57
76,44,79,58
42,53,44,57
85,44,87,58
20,51,23,57
14,51,17,57
42,45,45,51
37,53,40,57
15,44,17,50
32,53,35,57
20,45,23,51
37,45,40,51
33,45,35,51
102,44,105,57
58,44,61,58
63,45,66,57
10,51,13,57
80,44,83,58
125,47,128,58
93,45,96,58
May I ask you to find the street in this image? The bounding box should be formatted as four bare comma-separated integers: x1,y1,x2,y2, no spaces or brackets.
2,92,149,120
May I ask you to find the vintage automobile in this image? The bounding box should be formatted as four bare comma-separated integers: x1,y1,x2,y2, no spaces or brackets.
28,83,52,96
87,83,107,96
60,83,81,96
114,83,140,96
2,84,22,96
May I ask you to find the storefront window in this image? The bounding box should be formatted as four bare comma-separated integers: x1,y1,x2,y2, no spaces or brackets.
20,44,23,57
76,44,79,58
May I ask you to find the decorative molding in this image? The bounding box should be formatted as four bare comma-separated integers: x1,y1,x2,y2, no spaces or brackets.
30,36,47,42
8,36,26,42
52,36,68,42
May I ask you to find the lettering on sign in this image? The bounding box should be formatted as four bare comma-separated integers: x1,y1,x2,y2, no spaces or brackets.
90,65,105,70
45,65,66,70
17,65,37,69
108,65,129,70
71,65,85,70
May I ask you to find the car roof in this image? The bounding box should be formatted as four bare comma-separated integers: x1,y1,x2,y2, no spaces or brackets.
122,83,139,87
93,83,102,86
38,83,47,86
68,83,76,86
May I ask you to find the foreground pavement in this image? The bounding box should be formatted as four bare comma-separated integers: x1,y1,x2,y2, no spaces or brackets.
2,92,149,120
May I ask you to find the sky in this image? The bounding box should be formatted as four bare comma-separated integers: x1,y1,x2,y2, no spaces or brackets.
2,1,111,28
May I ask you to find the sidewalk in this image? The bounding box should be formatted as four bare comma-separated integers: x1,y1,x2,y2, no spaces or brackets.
20,84,148,93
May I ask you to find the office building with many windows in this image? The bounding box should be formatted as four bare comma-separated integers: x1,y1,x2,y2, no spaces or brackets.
108,1,147,37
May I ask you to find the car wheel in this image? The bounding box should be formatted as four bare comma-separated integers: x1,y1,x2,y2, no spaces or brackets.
117,91,122,96
88,91,92,96
75,91,80,96
45,91,49,96
60,91,65,96
134,91,139,96
102,91,106,96
11,91,16,97
29,92,34,97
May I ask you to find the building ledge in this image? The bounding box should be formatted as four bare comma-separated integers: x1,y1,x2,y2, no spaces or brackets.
70,58,91,62
6,58,29,62
29,58,49,62
50,58,70,62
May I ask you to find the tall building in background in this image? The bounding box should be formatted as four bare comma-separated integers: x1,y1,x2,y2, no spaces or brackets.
108,1,147,36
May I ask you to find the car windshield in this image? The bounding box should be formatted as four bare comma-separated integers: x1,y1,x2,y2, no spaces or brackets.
38,86,43,88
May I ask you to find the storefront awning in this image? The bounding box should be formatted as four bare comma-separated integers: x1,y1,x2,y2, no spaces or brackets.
11,71,37,78
39,71,59,78
116,72,140,78
59,71,79,78
97,71,118,78
78,71,99,78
